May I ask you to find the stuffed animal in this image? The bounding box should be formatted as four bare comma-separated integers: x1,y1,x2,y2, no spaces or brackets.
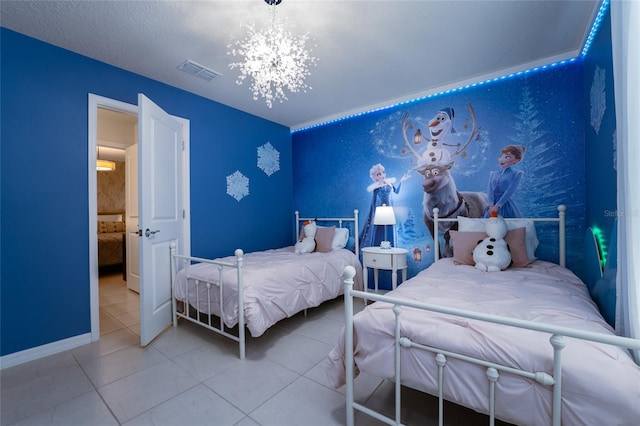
294,221,317,254
472,212,511,272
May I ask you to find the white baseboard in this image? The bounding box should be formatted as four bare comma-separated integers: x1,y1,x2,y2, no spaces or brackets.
0,333,92,369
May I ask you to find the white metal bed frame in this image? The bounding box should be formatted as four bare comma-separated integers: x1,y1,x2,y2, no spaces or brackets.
341,205,640,425
433,204,566,268
170,210,359,360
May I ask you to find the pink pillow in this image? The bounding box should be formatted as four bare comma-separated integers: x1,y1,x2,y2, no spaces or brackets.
314,226,336,253
449,227,529,268
450,230,485,265
504,227,529,267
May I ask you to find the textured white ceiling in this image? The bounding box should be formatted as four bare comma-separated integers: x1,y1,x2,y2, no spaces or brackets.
1,0,601,130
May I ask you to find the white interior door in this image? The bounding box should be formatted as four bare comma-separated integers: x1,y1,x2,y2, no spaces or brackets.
138,94,182,346
125,144,140,293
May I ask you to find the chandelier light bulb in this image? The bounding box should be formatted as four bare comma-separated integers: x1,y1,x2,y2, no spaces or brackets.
228,1,318,108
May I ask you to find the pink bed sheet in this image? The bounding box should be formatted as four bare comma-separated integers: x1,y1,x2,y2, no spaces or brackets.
174,247,363,337
327,258,640,425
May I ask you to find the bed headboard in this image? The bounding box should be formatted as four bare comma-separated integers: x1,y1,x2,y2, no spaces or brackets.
98,211,125,222
433,204,566,267
294,210,360,256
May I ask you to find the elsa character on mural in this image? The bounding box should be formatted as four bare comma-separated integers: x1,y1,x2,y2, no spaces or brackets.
359,163,411,248
483,144,526,218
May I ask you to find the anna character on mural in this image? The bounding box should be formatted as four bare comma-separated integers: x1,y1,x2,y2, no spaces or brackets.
483,144,526,218
359,163,410,248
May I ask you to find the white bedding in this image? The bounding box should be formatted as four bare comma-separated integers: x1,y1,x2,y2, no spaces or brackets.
174,246,363,337
327,258,640,425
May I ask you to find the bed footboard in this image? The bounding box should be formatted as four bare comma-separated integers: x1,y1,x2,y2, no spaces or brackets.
341,266,640,426
170,247,245,359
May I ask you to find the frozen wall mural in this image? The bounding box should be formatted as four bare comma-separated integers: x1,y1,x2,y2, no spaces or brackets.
293,61,586,285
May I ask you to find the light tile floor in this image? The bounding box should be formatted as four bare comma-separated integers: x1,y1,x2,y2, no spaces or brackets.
1,271,510,426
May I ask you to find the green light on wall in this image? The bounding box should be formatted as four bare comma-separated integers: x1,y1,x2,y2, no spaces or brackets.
591,226,608,270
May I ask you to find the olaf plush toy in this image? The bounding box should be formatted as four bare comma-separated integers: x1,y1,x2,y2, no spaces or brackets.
472,212,511,272
294,221,317,254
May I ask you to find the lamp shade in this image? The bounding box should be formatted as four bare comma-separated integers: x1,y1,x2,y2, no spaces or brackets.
373,204,396,225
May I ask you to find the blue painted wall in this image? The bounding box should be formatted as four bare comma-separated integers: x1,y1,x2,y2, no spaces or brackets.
0,29,292,356
582,8,618,325
583,9,617,266
293,62,587,283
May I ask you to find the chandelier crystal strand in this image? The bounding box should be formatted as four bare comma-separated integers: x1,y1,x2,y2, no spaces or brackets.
228,1,318,108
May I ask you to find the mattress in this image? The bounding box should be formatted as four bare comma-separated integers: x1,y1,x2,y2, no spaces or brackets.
174,246,363,337
327,258,640,425
98,232,124,267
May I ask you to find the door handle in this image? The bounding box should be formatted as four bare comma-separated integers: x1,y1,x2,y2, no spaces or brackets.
145,228,160,238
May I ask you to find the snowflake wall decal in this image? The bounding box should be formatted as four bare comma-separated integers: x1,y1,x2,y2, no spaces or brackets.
590,66,606,135
257,142,280,176
226,170,249,201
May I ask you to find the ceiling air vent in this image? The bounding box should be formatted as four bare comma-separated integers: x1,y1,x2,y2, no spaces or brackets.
178,60,221,81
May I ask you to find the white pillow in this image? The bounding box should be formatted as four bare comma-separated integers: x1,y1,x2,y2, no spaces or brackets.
331,228,349,250
457,216,539,263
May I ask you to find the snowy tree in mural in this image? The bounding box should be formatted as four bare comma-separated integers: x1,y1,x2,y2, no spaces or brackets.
226,170,249,201
510,83,556,217
257,142,280,176
397,209,424,245
590,66,606,135
508,82,583,264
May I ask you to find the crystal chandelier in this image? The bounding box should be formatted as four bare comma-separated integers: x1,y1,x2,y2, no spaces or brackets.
228,0,318,108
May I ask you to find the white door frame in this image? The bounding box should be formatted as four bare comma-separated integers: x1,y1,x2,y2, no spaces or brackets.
88,93,191,342
125,144,140,293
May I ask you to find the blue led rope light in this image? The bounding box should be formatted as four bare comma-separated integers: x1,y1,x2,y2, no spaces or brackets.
582,0,610,57
292,0,609,134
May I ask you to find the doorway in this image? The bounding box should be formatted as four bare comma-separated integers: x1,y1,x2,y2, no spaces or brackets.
88,94,191,343
96,107,139,336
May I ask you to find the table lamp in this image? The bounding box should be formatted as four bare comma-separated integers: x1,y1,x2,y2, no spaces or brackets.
373,204,396,249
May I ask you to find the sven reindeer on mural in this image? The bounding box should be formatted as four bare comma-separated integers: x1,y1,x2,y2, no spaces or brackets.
402,103,488,257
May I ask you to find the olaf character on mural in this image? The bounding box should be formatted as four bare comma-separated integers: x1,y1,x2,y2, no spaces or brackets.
418,107,456,167
483,144,526,218
402,103,487,256
359,163,411,249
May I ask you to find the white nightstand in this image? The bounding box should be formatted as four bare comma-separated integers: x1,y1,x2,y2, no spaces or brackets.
361,247,408,294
